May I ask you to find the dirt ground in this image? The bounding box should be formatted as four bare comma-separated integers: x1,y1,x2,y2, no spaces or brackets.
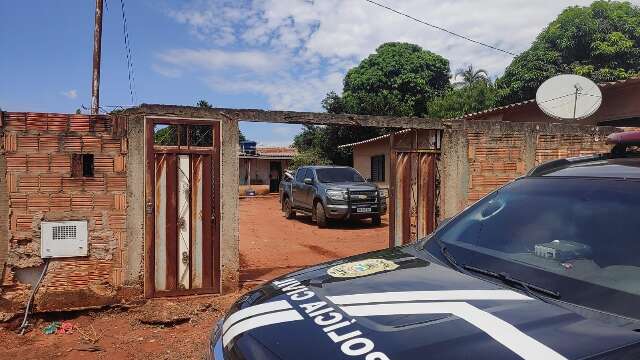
239,196,389,285
0,196,388,359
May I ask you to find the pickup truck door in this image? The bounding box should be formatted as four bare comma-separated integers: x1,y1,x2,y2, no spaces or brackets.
302,169,316,208
292,168,307,208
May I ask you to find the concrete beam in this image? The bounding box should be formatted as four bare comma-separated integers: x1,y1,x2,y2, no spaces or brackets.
124,104,445,130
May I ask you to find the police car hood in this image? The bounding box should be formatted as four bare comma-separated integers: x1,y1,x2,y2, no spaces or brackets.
222,247,640,360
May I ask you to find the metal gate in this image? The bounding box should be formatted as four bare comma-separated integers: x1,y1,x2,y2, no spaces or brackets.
389,129,440,247
144,117,221,297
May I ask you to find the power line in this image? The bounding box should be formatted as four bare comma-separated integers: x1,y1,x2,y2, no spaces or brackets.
119,0,137,105
362,0,518,57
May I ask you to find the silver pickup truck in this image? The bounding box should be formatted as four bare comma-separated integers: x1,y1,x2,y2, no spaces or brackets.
279,166,387,228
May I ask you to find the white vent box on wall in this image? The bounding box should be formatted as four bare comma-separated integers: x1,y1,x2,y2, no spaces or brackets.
40,221,88,258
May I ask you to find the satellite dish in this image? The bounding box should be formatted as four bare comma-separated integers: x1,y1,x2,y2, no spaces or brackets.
536,74,602,120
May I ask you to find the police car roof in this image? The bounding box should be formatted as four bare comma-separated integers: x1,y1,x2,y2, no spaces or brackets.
528,155,640,179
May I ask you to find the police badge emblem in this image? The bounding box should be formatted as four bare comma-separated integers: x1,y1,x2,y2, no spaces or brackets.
327,259,399,278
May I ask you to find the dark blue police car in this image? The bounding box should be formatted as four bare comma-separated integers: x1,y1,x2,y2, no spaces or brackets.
208,131,640,359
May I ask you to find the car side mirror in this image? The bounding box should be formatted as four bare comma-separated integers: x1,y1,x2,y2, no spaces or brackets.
304,178,313,185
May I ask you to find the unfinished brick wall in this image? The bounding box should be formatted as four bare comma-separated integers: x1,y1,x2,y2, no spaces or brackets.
535,133,611,164
463,122,613,206
466,131,527,203
0,112,128,314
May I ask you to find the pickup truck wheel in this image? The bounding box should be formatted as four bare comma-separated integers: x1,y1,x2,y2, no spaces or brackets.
315,202,328,228
283,198,295,219
372,214,382,226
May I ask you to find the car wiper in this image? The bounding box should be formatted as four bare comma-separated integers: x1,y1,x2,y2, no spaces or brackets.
462,264,561,301
434,238,466,273
433,239,560,302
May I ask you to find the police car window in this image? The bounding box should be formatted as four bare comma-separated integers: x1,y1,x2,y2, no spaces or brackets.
438,178,640,297
295,168,307,182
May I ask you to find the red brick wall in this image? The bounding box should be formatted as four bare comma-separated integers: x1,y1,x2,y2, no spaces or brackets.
535,133,610,164
466,131,527,203
465,127,611,206
1,112,127,312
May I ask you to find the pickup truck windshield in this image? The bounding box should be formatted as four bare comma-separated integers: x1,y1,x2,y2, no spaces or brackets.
429,177,640,320
316,168,365,183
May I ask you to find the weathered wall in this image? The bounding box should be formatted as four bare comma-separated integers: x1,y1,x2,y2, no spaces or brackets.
0,131,8,285
440,121,616,218
0,112,129,315
352,138,390,188
220,116,240,292
239,158,290,186
125,117,144,287
439,128,469,219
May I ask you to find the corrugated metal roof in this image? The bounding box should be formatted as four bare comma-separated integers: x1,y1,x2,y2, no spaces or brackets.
340,76,640,149
449,99,536,121
337,129,411,148
238,146,297,159
256,146,298,157
454,76,640,121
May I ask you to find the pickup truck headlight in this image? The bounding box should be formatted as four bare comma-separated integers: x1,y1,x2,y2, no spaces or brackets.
378,189,389,198
326,190,346,201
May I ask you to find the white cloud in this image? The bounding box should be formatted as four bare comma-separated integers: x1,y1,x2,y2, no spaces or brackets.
162,0,596,111
157,48,284,73
152,64,182,78
61,89,77,99
272,124,300,136
205,70,343,111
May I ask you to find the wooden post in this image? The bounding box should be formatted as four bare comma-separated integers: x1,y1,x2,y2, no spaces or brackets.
91,0,104,115
388,133,396,248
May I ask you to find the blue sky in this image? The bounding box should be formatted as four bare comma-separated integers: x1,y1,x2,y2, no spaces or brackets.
0,0,594,146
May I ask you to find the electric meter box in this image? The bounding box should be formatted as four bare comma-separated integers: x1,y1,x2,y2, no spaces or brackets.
40,220,88,258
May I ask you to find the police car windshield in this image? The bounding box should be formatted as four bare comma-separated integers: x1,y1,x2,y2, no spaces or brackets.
316,168,365,183
432,177,640,319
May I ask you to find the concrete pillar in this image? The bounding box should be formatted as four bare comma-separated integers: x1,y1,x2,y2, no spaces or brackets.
125,116,145,286
439,128,469,220
220,117,240,292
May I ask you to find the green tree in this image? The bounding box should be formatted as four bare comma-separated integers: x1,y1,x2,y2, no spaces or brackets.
293,125,327,153
197,99,213,108
326,42,451,117
428,81,499,119
289,150,331,170
297,42,450,165
497,1,640,104
454,65,489,87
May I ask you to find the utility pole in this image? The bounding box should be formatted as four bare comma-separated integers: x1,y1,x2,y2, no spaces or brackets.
91,0,104,115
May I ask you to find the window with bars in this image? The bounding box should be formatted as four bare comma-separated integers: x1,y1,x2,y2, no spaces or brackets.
72,154,94,177
153,124,213,147
370,155,385,182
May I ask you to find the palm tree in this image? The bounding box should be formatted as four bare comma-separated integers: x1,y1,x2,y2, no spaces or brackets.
454,65,489,87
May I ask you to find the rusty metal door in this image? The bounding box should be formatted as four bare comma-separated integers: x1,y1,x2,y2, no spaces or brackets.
392,152,437,246
388,129,441,247
144,118,221,297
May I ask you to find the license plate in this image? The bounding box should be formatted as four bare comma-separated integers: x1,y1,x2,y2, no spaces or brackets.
356,207,372,213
